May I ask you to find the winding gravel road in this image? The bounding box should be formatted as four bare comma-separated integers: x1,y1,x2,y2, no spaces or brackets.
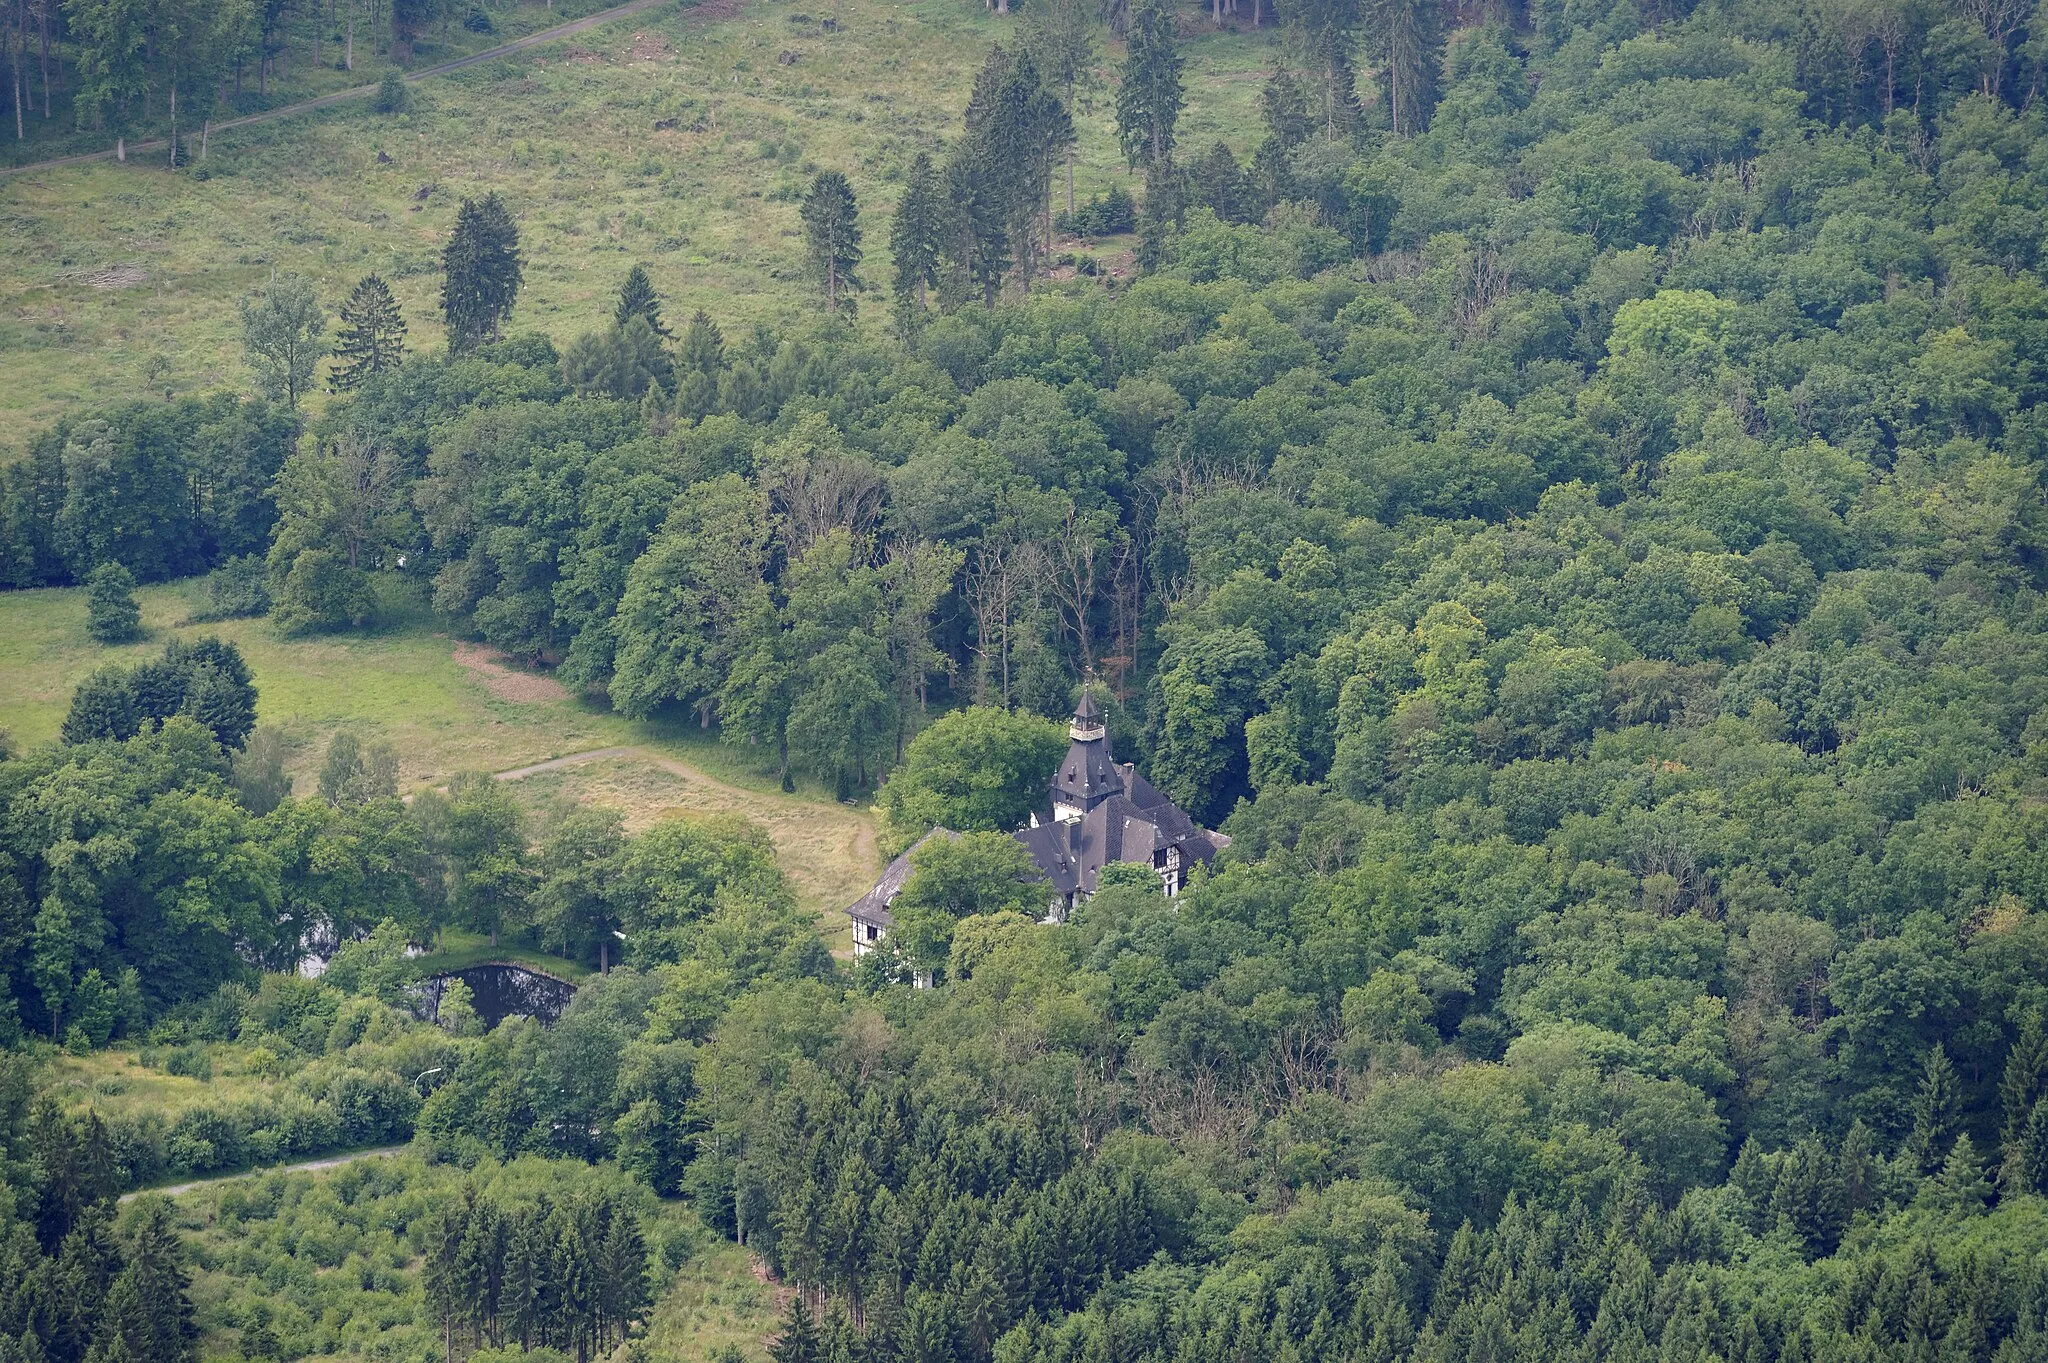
119,1144,407,1202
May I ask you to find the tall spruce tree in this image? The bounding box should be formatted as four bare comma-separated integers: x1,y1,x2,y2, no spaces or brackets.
799,171,864,315
1115,0,1183,170
1360,0,1445,135
329,274,406,391
613,263,669,336
2022,1099,2048,1196
770,1296,820,1363
890,152,945,337
2004,1013,2048,1157
946,136,1012,309
676,309,725,419
441,192,523,353
1291,0,1361,136
1008,51,1074,286
1020,0,1093,214
1910,1042,1963,1174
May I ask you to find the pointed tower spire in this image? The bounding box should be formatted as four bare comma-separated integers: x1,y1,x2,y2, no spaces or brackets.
1052,688,1121,820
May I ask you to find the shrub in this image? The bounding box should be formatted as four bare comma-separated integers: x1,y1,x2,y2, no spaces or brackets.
86,562,143,644
373,69,410,114
191,554,272,621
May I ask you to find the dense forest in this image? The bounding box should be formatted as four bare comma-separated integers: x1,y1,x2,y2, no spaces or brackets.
11,0,2048,1361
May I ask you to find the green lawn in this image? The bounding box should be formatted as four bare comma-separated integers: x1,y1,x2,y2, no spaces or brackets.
0,0,1279,431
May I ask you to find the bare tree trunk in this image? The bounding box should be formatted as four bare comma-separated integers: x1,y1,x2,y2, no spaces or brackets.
168,81,176,165
200,118,209,159
347,7,354,69
1051,506,1102,676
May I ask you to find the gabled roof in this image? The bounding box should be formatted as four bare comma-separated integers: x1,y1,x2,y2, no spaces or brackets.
1014,790,1226,900
847,827,958,929
1015,820,1083,896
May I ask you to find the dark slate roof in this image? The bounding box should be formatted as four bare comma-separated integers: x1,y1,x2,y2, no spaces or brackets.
1123,767,1174,813
1014,790,1227,900
1074,690,1103,724
847,827,958,929
1014,820,1084,896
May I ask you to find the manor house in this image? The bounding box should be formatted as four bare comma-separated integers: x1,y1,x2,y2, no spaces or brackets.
848,693,1228,959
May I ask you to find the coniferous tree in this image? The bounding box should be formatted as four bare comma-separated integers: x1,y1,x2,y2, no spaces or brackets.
1114,0,1182,170
771,1296,821,1363
1840,1120,1878,1215
1360,0,1445,135
2021,1099,2048,1196
503,1212,545,1350
1009,52,1074,285
676,310,726,420
946,53,1019,309
1290,0,1359,137
1939,1134,1991,1213
613,264,670,336
944,46,1070,301
799,171,865,316
1910,1042,1963,1174
890,152,945,337
110,1200,195,1363
442,193,523,353
1019,0,1092,214
329,274,406,391
1190,141,1250,222
1356,1242,1414,1363
421,1200,469,1363
2003,1014,2048,1157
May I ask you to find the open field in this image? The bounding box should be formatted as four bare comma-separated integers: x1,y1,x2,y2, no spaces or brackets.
0,0,1277,431
0,575,882,921
41,1043,288,1118
642,1224,787,1362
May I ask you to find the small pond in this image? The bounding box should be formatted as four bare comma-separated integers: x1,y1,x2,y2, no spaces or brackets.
414,964,577,1029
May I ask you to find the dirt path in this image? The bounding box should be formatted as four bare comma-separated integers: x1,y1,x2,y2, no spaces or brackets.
120,1145,406,1202
2,0,696,179
494,746,879,915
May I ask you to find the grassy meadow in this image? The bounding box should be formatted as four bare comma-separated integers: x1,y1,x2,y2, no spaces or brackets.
0,0,1279,432
0,574,880,923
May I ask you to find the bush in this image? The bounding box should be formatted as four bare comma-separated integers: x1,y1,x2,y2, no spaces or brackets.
86,562,143,644
166,1043,215,1081
372,69,409,114
191,554,272,621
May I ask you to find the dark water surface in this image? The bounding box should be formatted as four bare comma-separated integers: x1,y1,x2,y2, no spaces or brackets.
417,964,576,1028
